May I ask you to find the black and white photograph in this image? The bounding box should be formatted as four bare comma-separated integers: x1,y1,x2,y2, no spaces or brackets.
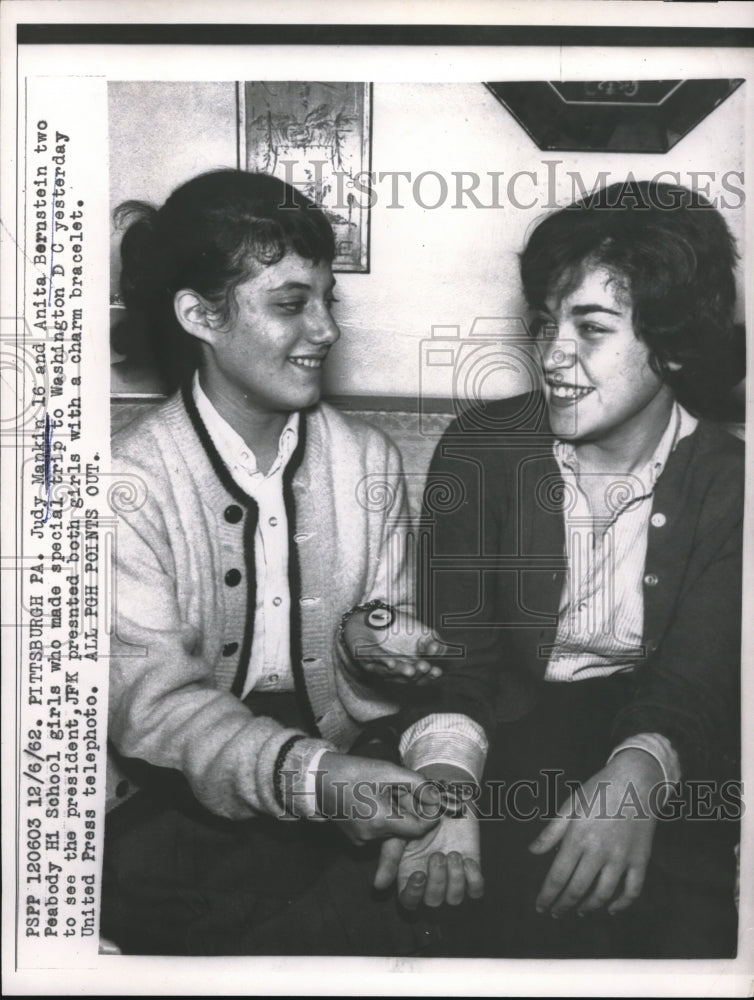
2,2,753,995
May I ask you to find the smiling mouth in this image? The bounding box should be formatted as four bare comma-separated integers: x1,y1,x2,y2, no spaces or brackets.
547,382,594,401
288,356,325,370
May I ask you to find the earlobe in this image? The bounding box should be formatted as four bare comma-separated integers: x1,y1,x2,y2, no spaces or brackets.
174,289,218,346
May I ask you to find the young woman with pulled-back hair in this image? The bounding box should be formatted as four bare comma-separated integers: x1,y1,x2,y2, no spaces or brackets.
102,170,455,956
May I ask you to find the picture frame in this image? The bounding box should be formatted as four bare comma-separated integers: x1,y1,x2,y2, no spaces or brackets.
240,80,372,272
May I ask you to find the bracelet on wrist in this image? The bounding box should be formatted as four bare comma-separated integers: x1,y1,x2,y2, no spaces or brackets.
273,734,307,813
338,599,396,649
428,778,478,818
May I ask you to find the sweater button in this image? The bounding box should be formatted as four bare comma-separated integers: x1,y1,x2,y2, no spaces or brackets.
223,642,239,657
225,568,241,586
650,512,666,528
644,573,659,587
224,504,243,524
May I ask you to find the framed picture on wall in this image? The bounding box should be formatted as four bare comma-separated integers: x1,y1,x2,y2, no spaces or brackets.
240,81,372,272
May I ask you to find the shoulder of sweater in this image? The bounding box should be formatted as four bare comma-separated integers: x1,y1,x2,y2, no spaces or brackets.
430,391,551,481
112,393,185,454
441,390,549,439
687,417,745,459
672,417,745,479
308,400,400,457
111,393,195,486
658,417,745,516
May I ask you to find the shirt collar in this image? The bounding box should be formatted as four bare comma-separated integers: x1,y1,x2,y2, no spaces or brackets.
192,371,300,479
553,400,698,492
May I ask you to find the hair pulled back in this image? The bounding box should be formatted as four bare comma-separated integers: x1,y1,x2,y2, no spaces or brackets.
114,170,336,390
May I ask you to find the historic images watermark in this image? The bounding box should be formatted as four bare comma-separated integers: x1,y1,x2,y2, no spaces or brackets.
278,160,745,211
279,772,744,823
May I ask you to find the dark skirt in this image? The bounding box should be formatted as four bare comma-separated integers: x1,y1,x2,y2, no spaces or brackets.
442,675,739,958
101,692,437,956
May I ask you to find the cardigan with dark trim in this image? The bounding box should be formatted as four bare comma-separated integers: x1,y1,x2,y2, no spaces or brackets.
409,391,743,781
107,390,411,818
181,382,317,731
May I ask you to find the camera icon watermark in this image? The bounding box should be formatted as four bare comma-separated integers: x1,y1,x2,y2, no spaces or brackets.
418,317,545,436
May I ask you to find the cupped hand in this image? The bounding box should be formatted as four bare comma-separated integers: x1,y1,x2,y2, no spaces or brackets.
342,606,448,684
529,749,661,917
373,812,484,909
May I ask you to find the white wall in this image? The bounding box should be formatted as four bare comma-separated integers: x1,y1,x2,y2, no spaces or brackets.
109,81,746,400
109,81,238,302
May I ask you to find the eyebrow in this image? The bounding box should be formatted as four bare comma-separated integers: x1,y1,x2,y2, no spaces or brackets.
268,279,337,293
568,304,623,317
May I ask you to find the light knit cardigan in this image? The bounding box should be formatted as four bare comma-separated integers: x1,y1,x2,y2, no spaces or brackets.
107,387,410,820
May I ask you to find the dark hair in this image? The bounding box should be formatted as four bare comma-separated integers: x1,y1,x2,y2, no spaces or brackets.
519,180,745,418
114,170,336,391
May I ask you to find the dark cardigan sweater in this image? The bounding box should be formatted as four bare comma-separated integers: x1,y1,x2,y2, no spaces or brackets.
411,392,743,781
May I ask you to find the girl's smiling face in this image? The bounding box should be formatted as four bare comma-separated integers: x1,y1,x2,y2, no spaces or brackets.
534,265,675,457
193,252,341,423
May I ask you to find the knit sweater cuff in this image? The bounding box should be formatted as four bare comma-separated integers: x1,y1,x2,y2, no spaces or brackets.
272,735,336,820
399,713,488,783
